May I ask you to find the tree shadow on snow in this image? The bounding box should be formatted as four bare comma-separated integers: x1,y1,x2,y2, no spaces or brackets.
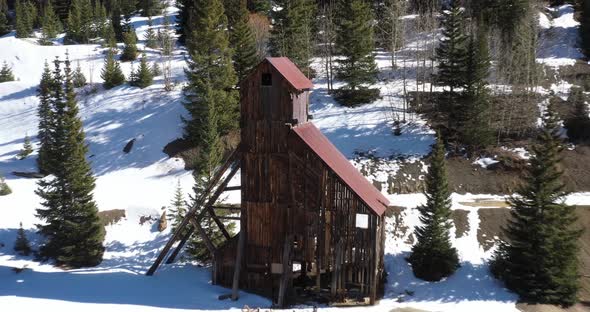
383,252,518,303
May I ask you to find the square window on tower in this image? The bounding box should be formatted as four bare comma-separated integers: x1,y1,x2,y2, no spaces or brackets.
262,73,272,86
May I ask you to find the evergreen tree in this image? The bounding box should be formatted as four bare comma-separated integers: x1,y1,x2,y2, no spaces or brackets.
93,1,108,38
17,134,34,159
0,61,14,82
0,173,11,196
102,22,117,49
14,222,32,256
183,0,239,148
456,28,494,150
40,0,62,44
111,6,124,42
140,0,161,17
144,16,158,49
0,0,7,16
72,62,87,87
564,86,590,142
101,49,125,89
151,61,160,76
0,5,10,36
130,53,153,88
491,104,582,307
581,0,590,59
226,0,258,81
66,0,93,43
120,29,138,61
15,0,33,38
407,134,459,281
435,0,469,94
158,16,175,56
37,61,54,174
334,0,379,106
36,56,106,268
270,0,316,75
175,0,191,44
247,0,270,15
168,180,187,232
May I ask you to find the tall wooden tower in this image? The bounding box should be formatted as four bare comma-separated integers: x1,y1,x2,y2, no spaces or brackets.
148,58,390,307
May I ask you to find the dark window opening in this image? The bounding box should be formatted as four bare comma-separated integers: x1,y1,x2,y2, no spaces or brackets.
262,73,272,86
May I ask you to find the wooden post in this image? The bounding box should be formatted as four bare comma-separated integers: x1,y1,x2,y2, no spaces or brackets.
331,239,342,299
231,214,246,300
277,234,293,307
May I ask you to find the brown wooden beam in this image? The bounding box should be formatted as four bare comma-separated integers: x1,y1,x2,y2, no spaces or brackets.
224,185,241,191
165,227,194,264
277,234,293,307
146,149,240,276
190,216,217,256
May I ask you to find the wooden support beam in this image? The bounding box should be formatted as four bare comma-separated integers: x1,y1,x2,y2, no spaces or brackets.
231,224,246,300
211,205,242,211
166,163,241,264
224,185,241,191
217,216,241,221
277,235,294,308
165,226,194,264
146,149,240,276
190,216,217,256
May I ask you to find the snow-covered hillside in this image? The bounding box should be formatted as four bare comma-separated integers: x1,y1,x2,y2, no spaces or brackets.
1,3,589,312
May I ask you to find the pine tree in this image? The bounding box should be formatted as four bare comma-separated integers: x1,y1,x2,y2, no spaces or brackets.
456,28,494,150
0,61,15,82
0,5,10,36
151,61,160,76
66,0,94,43
111,7,124,42
15,0,33,38
183,0,239,148
144,16,158,49
140,0,161,17
17,134,34,159
168,180,187,232
491,103,582,307
72,62,87,87
270,0,316,75
102,22,117,49
130,53,153,88
582,0,590,59
40,0,62,44
93,1,108,39
120,29,138,61
14,222,32,256
36,55,106,268
0,173,11,196
435,0,469,94
564,86,590,142
407,134,459,281
334,0,379,106
37,61,55,174
226,0,259,81
101,49,125,89
175,0,191,44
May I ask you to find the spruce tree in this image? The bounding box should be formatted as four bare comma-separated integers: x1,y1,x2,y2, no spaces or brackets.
270,0,316,75
183,0,239,148
0,61,14,82
101,49,125,89
0,6,10,36
17,134,34,159
334,0,379,106
130,53,153,88
407,134,459,281
226,0,258,81
102,22,117,49
140,0,161,17
111,6,124,42
14,222,32,256
36,56,106,268
435,0,468,94
168,180,187,232
581,0,590,59
151,61,160,76
40,0,62,44
491,103,582,307
93,1,108,38
175,0,191,44
120,29,138,61
0,173,11,196
144,16,158,49
72,62,87,87
456,28,494,150
15,0,33,38
37,61,54,174
564,86,590,142
66,0,93,43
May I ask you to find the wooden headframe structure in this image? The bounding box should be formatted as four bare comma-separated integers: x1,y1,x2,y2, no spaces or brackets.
147,57,390,306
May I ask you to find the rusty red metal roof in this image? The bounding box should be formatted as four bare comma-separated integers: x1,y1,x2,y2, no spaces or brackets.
266,57,313,91
292,123,390,216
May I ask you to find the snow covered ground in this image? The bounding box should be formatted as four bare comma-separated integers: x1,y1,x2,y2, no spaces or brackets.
1,3,589,312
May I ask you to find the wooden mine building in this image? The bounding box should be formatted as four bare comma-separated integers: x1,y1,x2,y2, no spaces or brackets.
147,57,390,306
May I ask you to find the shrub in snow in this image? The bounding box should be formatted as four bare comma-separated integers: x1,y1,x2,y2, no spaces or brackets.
0,174,11,196
129,54,153,88
120,30,138,62
407,134,459,281
101,49,125,89
72,62,87,88
0,61,15,83
16,134,33,160
14,223,32,256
